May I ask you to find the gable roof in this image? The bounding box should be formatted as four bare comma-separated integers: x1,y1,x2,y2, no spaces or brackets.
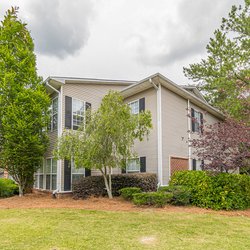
120,73,224,119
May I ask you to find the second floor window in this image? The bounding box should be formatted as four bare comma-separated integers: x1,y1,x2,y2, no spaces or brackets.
128,100,139,115
191,108,203,133
72,98,85,129
49,97,58,131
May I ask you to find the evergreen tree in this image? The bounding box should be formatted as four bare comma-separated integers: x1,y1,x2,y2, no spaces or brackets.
184,0,250,121
0,7,50,196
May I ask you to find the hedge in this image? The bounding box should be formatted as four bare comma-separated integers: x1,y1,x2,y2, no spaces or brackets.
170,171,250,210
119,187,142,200
73,173,157,199
0,179,19,198
158,185,191,206
132,192,173,207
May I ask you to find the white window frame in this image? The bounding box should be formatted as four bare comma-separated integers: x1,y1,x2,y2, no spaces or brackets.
71,160,85,184
34,165,44,189
192,109,202,133
192,159,204,171
126,158,140,173
49,97,58,131
72,98,85,129
128,99,139,115
45,158,57,191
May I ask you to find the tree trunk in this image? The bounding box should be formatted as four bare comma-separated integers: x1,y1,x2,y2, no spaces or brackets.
102,172,113,199
18,185,24,197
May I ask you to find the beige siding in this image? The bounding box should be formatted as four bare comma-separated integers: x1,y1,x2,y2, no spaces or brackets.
61,83,128,189
124,88,158,175
161,87,189,185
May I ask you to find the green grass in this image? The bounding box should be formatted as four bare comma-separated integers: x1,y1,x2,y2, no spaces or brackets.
0,209,249,250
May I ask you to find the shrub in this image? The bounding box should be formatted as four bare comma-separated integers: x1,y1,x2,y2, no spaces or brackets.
170,171,250,210
119,187,142,200
73,173,157,199
159,185,191,206
0,179,19,198
132,192,173,207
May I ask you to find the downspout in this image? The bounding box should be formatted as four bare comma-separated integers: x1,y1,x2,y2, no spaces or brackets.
149,79,163,186
187,99,192,170
45,80,62,193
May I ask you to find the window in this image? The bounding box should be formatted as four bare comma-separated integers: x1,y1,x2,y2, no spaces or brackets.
34,165,44,189
126,158,140,173
192,159,204,171
128,100,139,115
191,108,203,133
72,98,85,129
49,97,58,131
71,161,85,184
45,158,57,190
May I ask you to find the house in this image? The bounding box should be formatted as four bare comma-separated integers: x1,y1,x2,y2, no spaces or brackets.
33,73,224,193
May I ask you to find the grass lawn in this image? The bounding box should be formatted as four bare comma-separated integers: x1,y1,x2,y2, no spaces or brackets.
0,209,249,250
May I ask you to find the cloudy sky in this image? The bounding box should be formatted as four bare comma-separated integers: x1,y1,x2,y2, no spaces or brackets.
1,0,243,84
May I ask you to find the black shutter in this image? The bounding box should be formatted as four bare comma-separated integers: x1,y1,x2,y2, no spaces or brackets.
65,96,72,129
140,157,146,172
192,159,196,171
139,98,145,112
64,160,71,191
200,112,204,134
191,108,195,132
85,168,91,177
85,102,91,125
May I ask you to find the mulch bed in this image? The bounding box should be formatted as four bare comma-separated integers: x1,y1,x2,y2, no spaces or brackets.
0,193,250,217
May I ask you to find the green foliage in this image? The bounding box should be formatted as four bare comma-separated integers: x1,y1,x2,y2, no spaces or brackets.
0,7,50,195
132,192,173,207
56,91,152,198
72,173,157,199
159,185,191,206
170,171,250,210
119,187,142,200
183,1,250,121
0,179,18,197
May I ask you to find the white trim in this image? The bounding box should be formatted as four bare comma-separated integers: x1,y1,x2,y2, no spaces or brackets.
187,99,192,170
58,86,63,192
157,82,163,185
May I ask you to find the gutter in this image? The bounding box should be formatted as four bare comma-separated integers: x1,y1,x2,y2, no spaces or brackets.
187,99,192,170
45,80,62,193
149,78,163,186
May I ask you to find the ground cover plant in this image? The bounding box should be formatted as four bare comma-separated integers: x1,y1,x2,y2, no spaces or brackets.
0,209,249,250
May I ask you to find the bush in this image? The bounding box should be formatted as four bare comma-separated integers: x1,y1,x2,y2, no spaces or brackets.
0,179,19,198
119,187,142,200
159,185,191,206
132,192,173,207
73,173,157,199
170,171,250,210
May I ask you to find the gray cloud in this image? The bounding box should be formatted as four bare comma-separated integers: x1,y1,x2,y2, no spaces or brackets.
130,0,243,66
26,0,95,58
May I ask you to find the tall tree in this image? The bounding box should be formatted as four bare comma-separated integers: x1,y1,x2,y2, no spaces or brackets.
184,0,250,121
0,7,50,196
56,91,152,198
